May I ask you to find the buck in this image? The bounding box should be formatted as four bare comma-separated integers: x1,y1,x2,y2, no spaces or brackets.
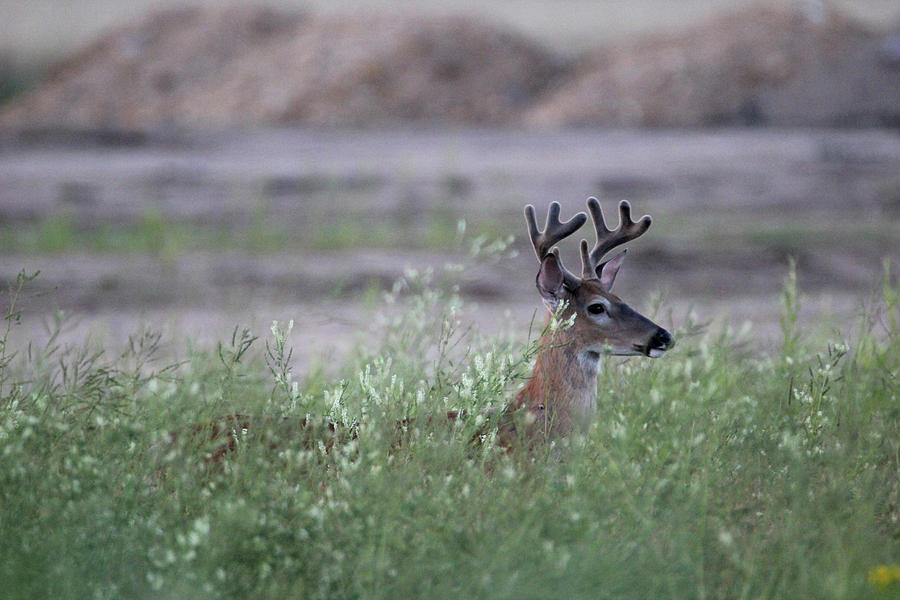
498,198,672,442
171,198,671,463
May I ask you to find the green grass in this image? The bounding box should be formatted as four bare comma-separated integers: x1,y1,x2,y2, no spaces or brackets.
0,254,898,600
654,212,900,253
0,211,508,255
0,64,39,106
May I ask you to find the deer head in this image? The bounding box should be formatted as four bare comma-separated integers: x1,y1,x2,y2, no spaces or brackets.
509,198,672,438
525,197,672,360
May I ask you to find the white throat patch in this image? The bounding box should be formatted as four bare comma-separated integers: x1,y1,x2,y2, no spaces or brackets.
578,350,602,375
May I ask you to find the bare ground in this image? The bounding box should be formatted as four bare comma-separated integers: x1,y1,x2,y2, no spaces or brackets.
3,3,898,130
2,127,898,367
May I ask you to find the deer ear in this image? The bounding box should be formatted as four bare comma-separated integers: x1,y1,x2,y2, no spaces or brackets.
597,250,627,291
536,253,567,309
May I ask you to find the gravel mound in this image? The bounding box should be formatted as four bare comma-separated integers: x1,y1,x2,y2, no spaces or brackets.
0,6,562,130
1,3,897,131
525,3,900,127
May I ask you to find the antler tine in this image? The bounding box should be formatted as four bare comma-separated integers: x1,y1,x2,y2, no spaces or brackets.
524,202,587,260
583,197,652,277
579,239,593,280
524,202,587,288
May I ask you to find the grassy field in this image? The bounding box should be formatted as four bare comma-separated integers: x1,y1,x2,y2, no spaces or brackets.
1,245,898,599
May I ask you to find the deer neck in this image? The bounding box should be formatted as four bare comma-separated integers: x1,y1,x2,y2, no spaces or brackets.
513,324,601,438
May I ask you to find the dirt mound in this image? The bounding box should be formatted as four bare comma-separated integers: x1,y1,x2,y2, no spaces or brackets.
0,6,562,130
525,3,900,128
2,3,897,130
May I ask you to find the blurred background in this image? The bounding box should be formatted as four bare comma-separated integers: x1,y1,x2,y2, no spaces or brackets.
1,0,898,365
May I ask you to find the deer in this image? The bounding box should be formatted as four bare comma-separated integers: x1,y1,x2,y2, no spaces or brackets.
496,197,672,443
166,198,671,464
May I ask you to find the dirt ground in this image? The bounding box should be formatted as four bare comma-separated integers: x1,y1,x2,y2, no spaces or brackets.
3,3,898,130
3,0,898,64
1,127,898,367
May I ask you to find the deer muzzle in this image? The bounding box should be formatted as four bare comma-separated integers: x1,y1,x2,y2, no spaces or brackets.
637,327,673,358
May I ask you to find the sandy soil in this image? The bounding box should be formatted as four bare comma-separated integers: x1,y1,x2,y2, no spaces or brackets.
3,4,898,130
3,0,897,64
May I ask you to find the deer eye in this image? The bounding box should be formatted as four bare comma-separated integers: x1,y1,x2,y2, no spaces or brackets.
587,303,606,315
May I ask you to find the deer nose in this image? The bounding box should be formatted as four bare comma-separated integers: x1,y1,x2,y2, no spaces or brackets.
649,328,673,351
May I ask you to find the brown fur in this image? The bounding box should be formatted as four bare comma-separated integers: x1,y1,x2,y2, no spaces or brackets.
502,279,668,442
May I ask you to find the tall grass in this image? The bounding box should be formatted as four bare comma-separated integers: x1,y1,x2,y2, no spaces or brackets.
0,252,898,599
